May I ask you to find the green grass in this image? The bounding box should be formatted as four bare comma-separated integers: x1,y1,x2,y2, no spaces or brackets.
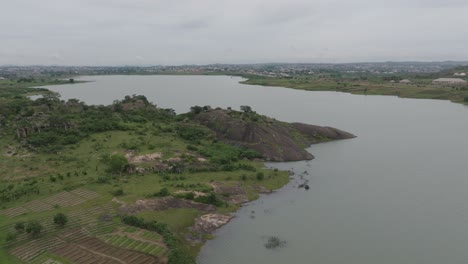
137,208,200,232
0,250,23,264
142,230,163,241
242,76,468,105
123,226,138,233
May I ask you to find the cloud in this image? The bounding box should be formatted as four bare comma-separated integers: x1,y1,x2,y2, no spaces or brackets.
0,0,467,65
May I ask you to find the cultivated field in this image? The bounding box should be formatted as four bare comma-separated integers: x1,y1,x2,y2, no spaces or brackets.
0,189,100,218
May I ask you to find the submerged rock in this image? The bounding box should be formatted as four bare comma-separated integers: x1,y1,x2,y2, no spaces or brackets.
264,236,287,249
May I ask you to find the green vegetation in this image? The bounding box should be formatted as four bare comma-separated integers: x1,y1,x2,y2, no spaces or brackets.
242,75,468,105
25,221,43,238
53,213,68,227
0,79,290,263
121,215,195,264
103,154,129,175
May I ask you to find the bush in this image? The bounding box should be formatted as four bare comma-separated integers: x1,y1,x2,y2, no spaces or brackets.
186,145,198,151
25,221,43,238
153,187,170,197
14,222,25,232
194,192,225,207
256,172,264,181
112,188,124,196
104,154,129,174
53,213,68,227
176,124,212,142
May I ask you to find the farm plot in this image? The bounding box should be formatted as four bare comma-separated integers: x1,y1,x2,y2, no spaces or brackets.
9,236,67,262
141,230,163,243
0,203,116,248
70,189,99,200
24,200,54,212
53,237,162,264
43,191,86,208
51,243,119,264
0,189,100,219
102,234,168,257
0,206,29,218
57,228,92,243
30,252,65,264
0,216,60,248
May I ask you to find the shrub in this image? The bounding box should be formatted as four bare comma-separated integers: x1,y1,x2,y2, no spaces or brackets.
194,192,225,207
25,221,43,238
14,222,25,232
176,124,212,142
153,187,170,197
104,154,129,174
186,145,198,151
256,172,264,181
112,188,124,196
53,213,68,227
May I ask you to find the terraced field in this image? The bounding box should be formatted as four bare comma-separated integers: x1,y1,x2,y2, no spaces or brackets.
3,201,168,264
52,237,162,264
0,189,100,218
0,203,116,249
102,235,168,257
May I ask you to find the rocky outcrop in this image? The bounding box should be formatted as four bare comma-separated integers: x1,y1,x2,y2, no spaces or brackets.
192,214,233,234
193,109,355,161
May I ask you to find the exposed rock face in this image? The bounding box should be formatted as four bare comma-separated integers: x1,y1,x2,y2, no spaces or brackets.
192,214,233,234
193,109,355,161
290,123,355,143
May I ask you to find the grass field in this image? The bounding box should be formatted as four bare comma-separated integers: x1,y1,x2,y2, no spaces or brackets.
242,76,468,104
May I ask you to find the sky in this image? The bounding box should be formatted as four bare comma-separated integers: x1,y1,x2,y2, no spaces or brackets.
1,0,468,65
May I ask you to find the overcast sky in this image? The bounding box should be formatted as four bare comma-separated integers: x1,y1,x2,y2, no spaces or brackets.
1,0,468,65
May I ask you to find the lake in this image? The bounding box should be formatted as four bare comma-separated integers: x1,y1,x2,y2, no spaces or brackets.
43,75,468,264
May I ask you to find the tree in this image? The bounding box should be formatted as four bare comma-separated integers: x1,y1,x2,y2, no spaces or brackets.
14,222,25,232
190,105,203,114
106,154,129,175
25,221,43,238
53,213,68,227
240,105,253,113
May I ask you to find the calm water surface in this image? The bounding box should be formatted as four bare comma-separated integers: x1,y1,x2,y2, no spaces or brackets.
44,75,468,264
